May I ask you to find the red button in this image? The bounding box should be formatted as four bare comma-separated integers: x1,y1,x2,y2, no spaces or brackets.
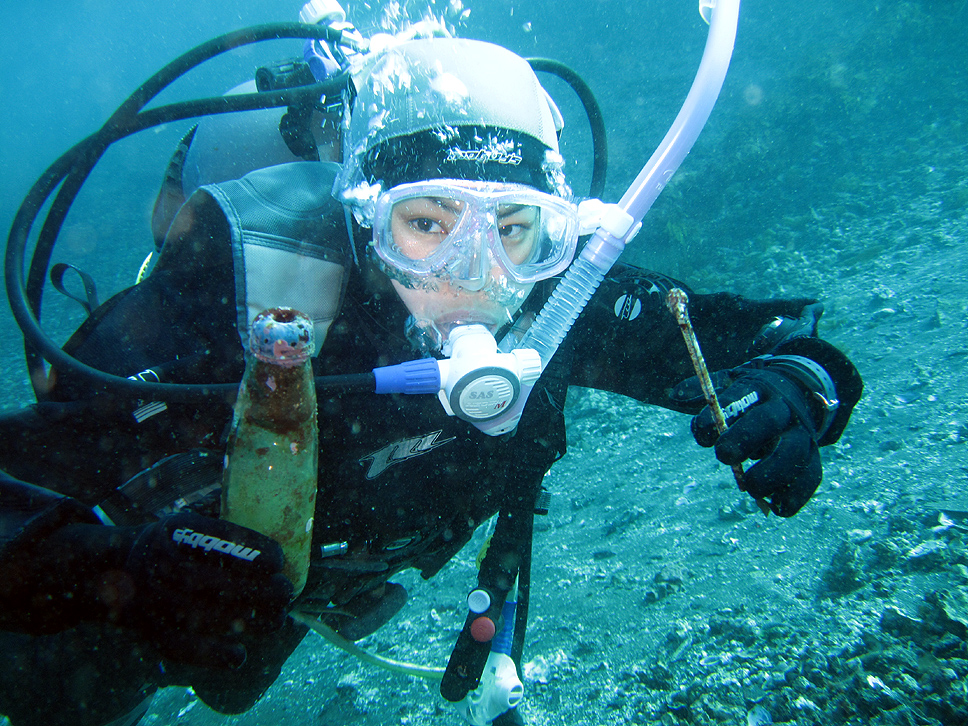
470,616,496,643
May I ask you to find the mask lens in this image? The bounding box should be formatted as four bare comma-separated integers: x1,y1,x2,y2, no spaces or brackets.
373,181,578,283
388,196,467,262
496,203,539,265
491,196,576,282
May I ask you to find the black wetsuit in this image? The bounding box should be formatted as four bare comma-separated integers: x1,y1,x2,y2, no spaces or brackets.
0,164,861,726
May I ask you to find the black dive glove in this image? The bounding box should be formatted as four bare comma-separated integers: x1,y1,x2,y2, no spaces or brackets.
117,512,294,668
671,355,841,517
1,510,293,669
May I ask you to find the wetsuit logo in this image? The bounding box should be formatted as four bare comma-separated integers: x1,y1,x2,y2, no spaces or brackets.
614,279,674,322
361,430,456,479
614,294,642,321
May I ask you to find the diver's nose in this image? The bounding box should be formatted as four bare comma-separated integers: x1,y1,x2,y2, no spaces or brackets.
452,269,488,291
448,219,492,291
450,250,507,293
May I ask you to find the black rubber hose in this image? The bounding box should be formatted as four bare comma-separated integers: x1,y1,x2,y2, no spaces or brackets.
6,24,349,402
126,80,346,135
528,58,608,199
8,137,99,395
106,23,345,127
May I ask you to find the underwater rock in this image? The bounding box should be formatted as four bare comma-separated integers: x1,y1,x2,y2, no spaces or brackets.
904,539,948,571
664,686,691,715
868,538,904,569
605,688,626,710
629,663,674,691
760,621,792,644
888,514,920,535
664,620,694,660
869,285,897,308
523,650,571,685
856,673,904,712
870,307,898,323
698,692,736,722
880,606,922,638
847,528,874,544
602,507,646,537
819,539,869,597
923,308,943,330
662,680,704,720
318,677,367,726
707,611,757,646
747,704,772,725
653,566,686,596
716,502,746,522
927,588,968,637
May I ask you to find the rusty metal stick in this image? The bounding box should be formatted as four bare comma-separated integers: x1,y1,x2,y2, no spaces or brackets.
666,288,769,515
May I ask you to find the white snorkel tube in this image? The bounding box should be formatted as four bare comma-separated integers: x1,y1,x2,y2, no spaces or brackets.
467,0,742,435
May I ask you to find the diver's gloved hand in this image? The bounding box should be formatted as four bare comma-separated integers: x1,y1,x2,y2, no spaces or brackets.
671,355,841,517
118,512,294,669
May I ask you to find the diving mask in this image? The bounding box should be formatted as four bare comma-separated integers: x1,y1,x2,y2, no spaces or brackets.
369,180,580,289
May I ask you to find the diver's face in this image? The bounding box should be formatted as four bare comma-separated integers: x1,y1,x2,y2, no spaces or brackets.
385,195,538,342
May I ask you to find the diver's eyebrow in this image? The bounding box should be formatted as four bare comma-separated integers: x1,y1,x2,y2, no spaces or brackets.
496,203,528,218
428,197,463,215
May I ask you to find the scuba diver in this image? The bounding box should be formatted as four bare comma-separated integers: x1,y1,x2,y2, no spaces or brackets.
0,2,862,725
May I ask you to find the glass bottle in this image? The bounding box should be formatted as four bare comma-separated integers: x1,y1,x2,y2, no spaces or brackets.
221,308,318,595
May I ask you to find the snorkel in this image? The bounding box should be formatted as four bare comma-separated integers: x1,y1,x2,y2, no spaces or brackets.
472,0,743,434
519,0,741,362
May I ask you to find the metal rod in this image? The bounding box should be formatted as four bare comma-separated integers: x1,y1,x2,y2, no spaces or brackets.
666,288,770,516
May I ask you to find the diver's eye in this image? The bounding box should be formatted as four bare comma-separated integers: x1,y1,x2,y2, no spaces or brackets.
499,222,531,241
497,205,538,263
412,217,445,235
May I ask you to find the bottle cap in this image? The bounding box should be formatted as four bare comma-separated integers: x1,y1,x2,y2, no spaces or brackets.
249,308,315,366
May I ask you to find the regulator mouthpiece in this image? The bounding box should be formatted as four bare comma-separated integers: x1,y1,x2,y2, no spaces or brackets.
437,325,541,425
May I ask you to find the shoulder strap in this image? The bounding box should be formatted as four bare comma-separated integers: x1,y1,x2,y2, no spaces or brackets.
201,161,352,348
